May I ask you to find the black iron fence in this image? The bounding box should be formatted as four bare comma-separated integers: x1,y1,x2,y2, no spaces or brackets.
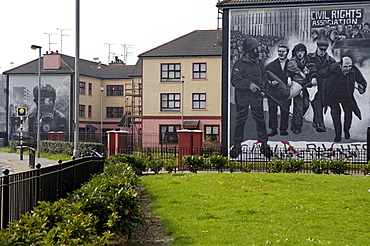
0,156,104,229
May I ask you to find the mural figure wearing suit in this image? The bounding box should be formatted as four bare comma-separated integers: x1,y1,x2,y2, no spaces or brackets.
266,44,291,136
307,40,336,132
230,37,272,159
322,56,367,142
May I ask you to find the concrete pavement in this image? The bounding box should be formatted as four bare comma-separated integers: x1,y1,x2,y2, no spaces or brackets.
0,152,59,175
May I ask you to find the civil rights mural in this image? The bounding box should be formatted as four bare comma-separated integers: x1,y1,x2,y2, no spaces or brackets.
8,75,71,142
227,3,369,161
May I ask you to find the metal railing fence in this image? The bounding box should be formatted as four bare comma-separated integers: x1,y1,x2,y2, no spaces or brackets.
0,156,104,229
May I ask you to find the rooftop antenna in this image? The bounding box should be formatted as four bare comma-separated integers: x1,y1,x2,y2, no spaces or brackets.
56,28,70,53
93,57,99,63
104,43,115,64
121,44,133,64
44,32,57,51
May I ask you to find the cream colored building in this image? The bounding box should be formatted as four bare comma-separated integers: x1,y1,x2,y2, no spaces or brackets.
139,30,222,147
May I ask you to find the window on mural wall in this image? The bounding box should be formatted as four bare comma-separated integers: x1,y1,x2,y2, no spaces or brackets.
160,125,180,144
79,105,85,117
107,85,124,96
161,93,181,111
161,63,181,82
106,107,123,118
193,63,207,79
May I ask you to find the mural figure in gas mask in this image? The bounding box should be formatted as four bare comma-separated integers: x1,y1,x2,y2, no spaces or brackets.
28,84,67,134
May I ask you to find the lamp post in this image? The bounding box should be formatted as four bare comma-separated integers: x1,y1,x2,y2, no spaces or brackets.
100,86,104,143
31,45,42,158
181,76,185,129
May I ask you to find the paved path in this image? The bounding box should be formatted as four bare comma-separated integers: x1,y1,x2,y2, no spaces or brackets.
0,152,59,175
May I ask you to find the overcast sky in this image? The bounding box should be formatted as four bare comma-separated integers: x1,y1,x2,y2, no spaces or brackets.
0,0,220,74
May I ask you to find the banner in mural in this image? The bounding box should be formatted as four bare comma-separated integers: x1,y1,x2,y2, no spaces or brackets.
228,3,369,159
8,75,71,142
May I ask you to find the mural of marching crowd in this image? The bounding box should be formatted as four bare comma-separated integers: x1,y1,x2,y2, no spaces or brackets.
228,4,369,160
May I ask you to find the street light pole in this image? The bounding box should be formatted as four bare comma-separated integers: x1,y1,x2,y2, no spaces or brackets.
181,76,185,129
73,0,80,157
31,45,42,158
100,86,104,143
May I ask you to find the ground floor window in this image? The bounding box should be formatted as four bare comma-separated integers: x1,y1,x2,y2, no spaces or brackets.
205,125,219,142
160,125,180,144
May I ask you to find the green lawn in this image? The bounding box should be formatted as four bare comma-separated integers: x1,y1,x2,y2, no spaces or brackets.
140,173,370,245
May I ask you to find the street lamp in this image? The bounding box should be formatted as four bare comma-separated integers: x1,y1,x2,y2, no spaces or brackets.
31,45,42,158
100,86,104,143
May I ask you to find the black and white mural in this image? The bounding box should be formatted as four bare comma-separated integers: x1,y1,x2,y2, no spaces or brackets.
8,75,71,142
227,3,369,161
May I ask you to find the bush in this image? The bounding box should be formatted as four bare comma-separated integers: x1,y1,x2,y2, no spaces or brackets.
182,155,205,173
241,162,253,172
0,199,112,245
267,157,284,173
146,156,164,174
110,154,147,175
163,156,178,173
229,161,239,173
311,159,330,174
208,155,229,173
283,158,304,173
329,158,348,174
69,161,143,234
361,161,370,175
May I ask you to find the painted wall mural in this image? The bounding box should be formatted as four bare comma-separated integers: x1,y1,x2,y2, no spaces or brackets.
227,3,369,161
8,75,71,142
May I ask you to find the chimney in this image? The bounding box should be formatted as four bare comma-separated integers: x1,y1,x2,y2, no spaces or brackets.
43,52,61,70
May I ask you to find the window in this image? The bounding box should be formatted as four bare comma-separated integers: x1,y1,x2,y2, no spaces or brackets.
193,63,207,79
88,83,92,95
79,82,86,94
192,93,206,109
161,93,180,111
161,63,181,82
106,107,123,118
88,105,92,118
205,125,219,142
107,85,124,96
160,125,180,144
79,105,85,117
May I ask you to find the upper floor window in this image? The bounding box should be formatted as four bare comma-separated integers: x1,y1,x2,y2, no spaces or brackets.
193,63,207,79
79,105,85,117
88,83,92,95
161,63,181,82
205,125,219,142
88,105,92,118
79,82,86,94
192,93,206,109
106,107,123,118
161,93,180,111
107,85,124,96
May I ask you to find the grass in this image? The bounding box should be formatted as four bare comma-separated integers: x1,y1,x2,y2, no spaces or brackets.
140,173,370,245
0,146,72,161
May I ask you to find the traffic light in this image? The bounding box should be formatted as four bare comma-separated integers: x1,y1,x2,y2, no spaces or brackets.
17,107,27,117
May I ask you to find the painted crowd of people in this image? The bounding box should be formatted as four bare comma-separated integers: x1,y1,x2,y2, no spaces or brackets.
230,34,367,158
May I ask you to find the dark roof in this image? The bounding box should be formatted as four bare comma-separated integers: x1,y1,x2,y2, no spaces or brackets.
139,30,222,58
217,0,358,7
130,59,142,77
3,54,136,79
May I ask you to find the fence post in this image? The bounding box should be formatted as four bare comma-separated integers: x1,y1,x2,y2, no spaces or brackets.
2,169,10,228
36,163,41,203
58,159,63,199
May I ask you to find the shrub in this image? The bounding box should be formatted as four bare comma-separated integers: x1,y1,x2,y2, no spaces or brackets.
267,157,284,173
208,155,229,173
329,158,348,174
361,161,370,175
69,162,143,234
229,161,239,173
241,162,253,172
163,156,178,173
283,158,304,173
182,155,205,173
0,199,112,245
146,156,164,174
311,159,330,174
109,154,147,175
